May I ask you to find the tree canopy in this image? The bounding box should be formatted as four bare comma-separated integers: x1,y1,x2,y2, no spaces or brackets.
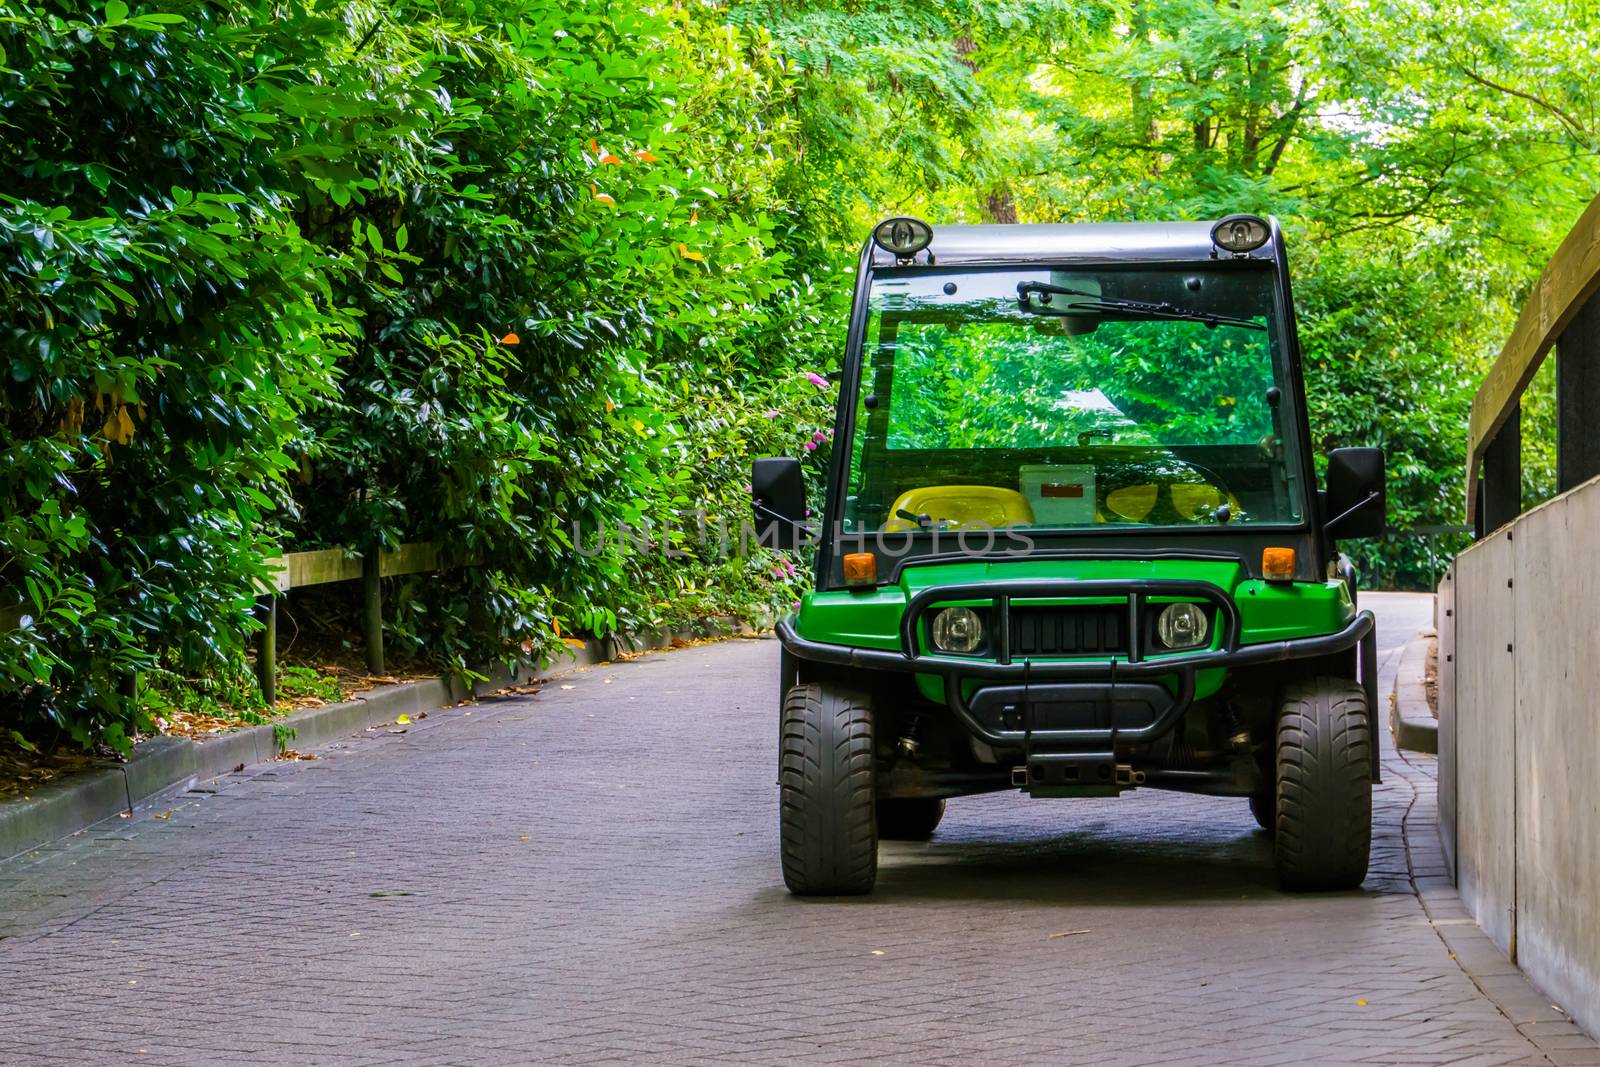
3,0,1596,750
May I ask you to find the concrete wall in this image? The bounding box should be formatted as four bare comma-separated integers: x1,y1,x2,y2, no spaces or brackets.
1442,472,1600,1037
1436,567,1456,876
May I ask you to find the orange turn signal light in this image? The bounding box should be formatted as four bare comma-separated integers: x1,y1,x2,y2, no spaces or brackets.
842,552,877,586
1262,547,1296,582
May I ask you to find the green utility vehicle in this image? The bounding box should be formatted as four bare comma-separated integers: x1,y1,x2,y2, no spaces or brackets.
753,215,1385,896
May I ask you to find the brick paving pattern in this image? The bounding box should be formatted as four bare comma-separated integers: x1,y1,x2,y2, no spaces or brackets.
0,593,1593,1065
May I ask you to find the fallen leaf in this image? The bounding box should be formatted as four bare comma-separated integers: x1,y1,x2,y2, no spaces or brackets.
869,950,885,956
232,763,245,773
1355,999,1367,1006
520,835,530,841
368,890,414,898
416,711,428,719
560,684,576,690
154,811,172,821
1049,930,1091,939
395,714,411,725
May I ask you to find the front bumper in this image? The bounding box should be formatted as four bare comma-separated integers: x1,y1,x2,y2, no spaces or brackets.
776,578,1378,776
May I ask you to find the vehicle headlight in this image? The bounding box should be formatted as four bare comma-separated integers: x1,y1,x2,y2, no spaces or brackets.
1156,603,1210,649
931,607,984,654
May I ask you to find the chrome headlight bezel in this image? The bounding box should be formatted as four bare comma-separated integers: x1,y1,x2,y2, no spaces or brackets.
930,606,986,655
1155,601,1211,650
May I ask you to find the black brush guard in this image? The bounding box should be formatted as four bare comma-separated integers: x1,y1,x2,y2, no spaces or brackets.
775,579,1379,784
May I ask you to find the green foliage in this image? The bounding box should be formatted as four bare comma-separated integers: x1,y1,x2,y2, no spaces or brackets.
0,0,832,751
4,0,1597,749
271,722,297,750
752,0,1600,587
1,1,347,750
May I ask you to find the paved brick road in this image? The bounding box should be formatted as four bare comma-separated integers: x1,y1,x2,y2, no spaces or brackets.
0,593,1594,1066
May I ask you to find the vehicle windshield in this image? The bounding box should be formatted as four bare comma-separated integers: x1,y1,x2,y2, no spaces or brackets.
841,265,1306,534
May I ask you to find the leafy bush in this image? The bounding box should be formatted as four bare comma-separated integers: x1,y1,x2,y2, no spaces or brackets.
0,1,834,751
0,2,347,750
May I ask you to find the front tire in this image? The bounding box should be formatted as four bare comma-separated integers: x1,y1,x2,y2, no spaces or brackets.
1273,677,1372,891
876,797,945,840
779,683,877,895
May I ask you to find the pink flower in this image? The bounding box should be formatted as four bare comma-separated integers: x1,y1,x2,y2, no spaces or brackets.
804,440,816,450
805,372,828,389
762,409,781,419
811,430,827,442
793,600,802,611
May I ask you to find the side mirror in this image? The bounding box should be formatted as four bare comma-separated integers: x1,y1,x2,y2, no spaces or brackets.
752,457,808,551
1324,447,1385,539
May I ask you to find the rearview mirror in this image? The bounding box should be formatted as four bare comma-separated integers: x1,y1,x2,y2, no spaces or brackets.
752,458,808,551
1324,447,1385,539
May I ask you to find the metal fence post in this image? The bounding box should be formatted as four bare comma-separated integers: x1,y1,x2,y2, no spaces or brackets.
1558,293,1600,493
1478,404,1521,537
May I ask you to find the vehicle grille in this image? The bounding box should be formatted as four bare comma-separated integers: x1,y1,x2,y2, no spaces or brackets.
1009,604,1128,658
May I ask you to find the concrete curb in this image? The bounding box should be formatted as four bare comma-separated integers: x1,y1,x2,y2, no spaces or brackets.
0,618,766,862
1390,626,1439,754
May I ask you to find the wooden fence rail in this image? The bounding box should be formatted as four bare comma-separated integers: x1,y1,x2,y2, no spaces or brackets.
254,542,447,704
0,542,450,705
1467,190,1600,532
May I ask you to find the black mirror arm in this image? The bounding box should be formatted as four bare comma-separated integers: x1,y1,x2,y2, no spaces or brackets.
755,498,817,540
1324,490,1380,537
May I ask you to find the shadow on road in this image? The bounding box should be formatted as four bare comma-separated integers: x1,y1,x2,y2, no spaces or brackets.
763,795,1378,908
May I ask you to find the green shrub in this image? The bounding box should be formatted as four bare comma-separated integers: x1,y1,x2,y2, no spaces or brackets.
0,2,347,750
0,0,835,751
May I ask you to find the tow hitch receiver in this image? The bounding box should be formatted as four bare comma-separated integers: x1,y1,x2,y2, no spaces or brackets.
1013,753,1145,797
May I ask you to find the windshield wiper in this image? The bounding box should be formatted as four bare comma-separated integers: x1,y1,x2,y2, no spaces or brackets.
1016,281,1266,331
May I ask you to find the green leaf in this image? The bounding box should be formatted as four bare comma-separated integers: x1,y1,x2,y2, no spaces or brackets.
9,730,37,754
99,279,137,306
104,0,128,25
365,222,382,251
394,224,408,252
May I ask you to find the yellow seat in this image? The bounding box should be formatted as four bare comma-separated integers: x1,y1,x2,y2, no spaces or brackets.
1104,482,1242,523
884,486,1035,532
